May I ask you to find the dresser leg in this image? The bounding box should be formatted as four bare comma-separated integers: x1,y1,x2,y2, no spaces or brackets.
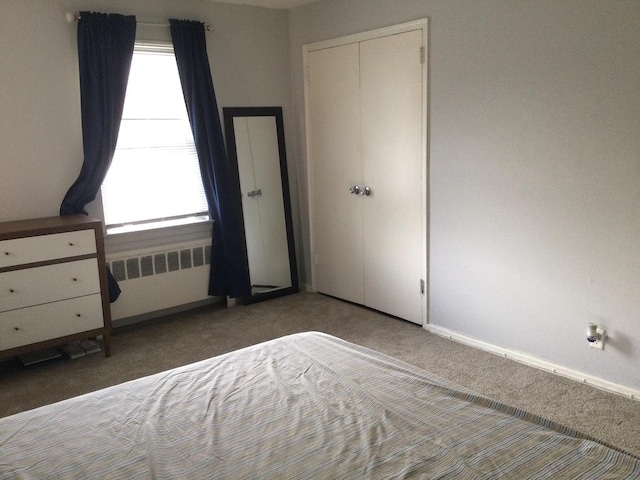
103,332,112,357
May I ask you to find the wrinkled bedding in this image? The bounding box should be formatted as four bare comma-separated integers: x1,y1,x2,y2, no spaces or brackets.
1,332,638,479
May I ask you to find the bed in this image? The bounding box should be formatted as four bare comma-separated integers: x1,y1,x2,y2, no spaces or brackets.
1,332,638,479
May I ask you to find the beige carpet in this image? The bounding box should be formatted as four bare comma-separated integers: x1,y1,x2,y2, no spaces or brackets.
1,291,638,456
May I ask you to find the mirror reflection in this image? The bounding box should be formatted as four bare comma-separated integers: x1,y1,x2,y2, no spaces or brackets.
224,107,298,303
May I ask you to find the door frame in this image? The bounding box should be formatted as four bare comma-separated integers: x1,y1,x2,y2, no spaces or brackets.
303,18,429,326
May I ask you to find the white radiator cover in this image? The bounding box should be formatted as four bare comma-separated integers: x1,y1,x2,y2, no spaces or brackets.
106,242,213,321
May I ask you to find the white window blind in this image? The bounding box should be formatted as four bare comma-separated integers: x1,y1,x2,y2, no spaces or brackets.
101,43,209,234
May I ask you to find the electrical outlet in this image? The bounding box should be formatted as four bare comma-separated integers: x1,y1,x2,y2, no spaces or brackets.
588,326,607,350
589,337,605,350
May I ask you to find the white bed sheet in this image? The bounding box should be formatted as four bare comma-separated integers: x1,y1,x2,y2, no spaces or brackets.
1,332,638,479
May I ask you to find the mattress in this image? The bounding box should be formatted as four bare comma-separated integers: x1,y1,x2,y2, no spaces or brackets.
0,332,638,479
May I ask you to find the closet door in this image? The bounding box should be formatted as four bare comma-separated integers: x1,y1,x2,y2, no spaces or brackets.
360,30,424,324
307,43,364,304
306,21,427,325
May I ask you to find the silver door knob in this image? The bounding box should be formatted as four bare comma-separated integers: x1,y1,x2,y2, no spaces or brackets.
349,185,361,195
362,186,372,196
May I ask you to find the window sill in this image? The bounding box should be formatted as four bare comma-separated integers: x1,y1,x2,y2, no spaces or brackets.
106,215,210,236
104,217,213,256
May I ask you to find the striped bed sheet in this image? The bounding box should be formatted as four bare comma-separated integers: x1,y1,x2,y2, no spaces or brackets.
0,331,638,479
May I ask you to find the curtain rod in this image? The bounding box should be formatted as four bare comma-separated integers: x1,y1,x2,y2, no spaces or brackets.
65,12,214,32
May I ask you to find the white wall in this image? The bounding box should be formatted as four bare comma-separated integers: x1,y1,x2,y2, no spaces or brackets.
289,0,640,392
0,1,82,221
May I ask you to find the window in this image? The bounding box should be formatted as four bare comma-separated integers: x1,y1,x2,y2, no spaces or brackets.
101,43,209,235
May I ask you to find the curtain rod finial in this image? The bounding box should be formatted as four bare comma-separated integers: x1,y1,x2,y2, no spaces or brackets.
66,12,80,23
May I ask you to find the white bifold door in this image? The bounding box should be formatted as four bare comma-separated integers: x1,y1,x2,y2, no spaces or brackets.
305,21,427,325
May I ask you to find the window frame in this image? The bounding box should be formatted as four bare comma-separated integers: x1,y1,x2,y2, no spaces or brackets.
101,41,210,238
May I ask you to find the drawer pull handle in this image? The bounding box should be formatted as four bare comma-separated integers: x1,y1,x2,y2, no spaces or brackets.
14,327,20,331
3,252,9,256
9,289,15,293
76,313,82,317
68,242,75,246
72,278,78,282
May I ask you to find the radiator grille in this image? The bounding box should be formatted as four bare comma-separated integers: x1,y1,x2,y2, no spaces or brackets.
107,245,211,282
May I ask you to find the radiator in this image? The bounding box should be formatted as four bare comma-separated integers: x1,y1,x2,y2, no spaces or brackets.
105,242,215,322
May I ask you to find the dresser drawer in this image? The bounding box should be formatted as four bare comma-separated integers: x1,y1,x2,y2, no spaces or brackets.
0,229,97,268
0,294,104,350
0,259,101,313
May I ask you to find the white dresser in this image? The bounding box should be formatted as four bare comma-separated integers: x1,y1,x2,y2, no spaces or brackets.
0,216,112,358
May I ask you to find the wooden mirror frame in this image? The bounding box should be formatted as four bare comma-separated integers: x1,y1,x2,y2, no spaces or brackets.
223,106,299,304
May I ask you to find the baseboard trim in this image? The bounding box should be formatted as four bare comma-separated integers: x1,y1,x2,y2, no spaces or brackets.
113,297,224,329
424,323,639,402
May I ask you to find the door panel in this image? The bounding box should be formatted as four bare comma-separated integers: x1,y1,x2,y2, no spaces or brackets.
308,43,364,303
306,23,426,325
360,30,424,324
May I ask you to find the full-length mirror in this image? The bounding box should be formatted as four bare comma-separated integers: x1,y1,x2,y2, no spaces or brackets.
223,107,298,303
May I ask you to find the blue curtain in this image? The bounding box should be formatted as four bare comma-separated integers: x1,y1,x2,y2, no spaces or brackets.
60,11,136,302
170,19,251,298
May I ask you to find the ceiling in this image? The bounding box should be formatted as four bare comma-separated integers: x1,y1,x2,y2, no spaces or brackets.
209,0,319,9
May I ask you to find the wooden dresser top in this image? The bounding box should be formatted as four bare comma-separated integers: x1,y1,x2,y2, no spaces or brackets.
0,216,102,240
